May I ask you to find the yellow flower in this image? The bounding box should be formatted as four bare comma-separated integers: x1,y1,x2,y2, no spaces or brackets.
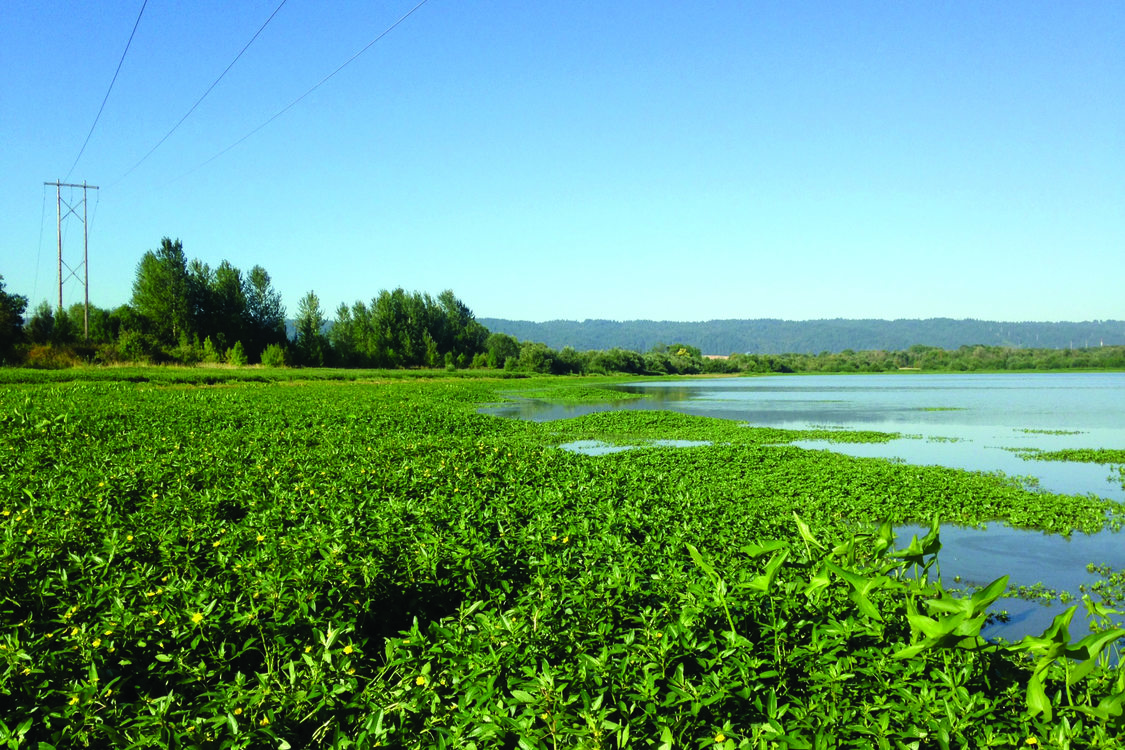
234,708,242,715
260,717,270,727
562,536,569,544
715,733,726,744
1026,739,1039,746
92,638,102,648
212,540,221,548
126,535,134,542
69,695,79,705
415,675,426,686
256,534,265,543
343,644,354,654
305,645,313,653
191,612,204,624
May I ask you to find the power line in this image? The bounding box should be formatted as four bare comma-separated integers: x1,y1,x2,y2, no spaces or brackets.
114,0,290,185
66,0,149,181
171,0,431,184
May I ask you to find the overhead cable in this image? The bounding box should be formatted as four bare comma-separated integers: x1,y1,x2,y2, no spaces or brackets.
171,0,431,184
66,0,149,180
114,0,291,185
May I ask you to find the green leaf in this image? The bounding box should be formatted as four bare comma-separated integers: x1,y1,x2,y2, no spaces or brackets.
792,512,825,551
741,540,788,558
968,575,1009,616
1025,674,1053,721
686,543,715,579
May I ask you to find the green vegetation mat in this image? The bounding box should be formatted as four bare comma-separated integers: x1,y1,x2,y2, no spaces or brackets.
1017,448,1125,466
4,373,1125,747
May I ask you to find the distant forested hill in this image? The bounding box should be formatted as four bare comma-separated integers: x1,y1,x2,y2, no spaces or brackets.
477,318,1125,355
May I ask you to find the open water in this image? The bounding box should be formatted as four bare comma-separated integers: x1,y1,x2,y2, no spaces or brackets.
488,372,1125,638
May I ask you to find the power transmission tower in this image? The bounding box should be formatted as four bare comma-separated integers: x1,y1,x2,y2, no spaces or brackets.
45,180,99,339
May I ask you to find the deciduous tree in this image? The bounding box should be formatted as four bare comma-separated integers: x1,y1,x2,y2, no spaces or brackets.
294,291,328,367
245,265,286,359
131,238,191,344
0,275,28,362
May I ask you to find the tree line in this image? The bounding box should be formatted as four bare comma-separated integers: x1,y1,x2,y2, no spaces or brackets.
465,341,1125,375
3,238,1124,373
0,238,492,371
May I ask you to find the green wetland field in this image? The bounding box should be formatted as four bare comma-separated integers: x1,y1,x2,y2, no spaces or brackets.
4,369,1125,748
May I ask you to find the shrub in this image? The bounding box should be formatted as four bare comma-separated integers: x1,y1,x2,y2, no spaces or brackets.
23,344,79,369
201,336,222,364
225,341,248,366
169,334,202,365
260,343,288,367
111,329,158,364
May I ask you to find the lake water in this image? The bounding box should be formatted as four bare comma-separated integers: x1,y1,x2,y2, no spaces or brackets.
488,372,1125,638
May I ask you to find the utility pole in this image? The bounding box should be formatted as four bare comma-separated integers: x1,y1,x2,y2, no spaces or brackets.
45,180,99,339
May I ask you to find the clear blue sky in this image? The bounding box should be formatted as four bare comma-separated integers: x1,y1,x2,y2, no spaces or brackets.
3,1,1122,323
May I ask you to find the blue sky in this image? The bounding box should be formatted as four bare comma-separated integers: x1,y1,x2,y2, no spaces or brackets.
2,1,1122,323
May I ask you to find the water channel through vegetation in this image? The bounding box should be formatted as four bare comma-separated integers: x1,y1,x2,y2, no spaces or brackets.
489,372,1125,639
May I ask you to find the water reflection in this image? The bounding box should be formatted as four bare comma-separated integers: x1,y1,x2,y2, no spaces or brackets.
488,373,1125,502
485,373,1125,641
896,523,1125,641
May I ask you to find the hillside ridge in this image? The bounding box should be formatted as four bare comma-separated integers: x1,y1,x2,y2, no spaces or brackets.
478,317,1125,355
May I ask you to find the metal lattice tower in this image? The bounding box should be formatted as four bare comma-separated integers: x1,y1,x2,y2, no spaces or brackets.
44,180,99,339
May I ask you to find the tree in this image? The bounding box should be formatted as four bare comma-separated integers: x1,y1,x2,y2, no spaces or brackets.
294,291,328,366
328,302,359,367
0,275,28,362
485,333,520,369
369,289,409,367
210,261,247,351
186,259,215,344
517,341,556,373
26,301,55,345
423,330,440,368
438,289,488,362
131,238,191,345
67,302,113,344
51,308,77,346
244,265,286,360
